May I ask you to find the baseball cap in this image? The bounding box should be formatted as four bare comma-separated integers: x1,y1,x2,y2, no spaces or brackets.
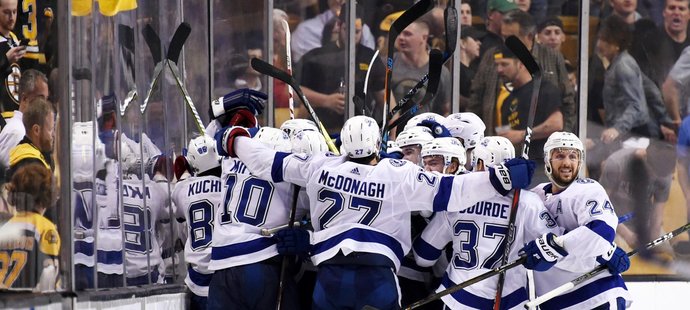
537,16,564,33
380,11,403,32
487,0,519,13
493,44,517,60
460,25,486,40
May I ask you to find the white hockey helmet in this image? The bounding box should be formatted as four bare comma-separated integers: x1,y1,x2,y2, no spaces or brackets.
291,129,328,155
443,112,486,149
254,127,292,152
403,112,446,131
421,137,467,174
396,126,434,148
186,135,221,175
71,122,107,181
340,115,381,158
387,140,402,154
280,118,319,138
543,131,584,186
120,138,142,178
471,136,515,169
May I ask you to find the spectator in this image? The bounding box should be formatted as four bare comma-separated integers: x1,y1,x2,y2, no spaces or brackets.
459,25,484,110
7,97,53,177
0,163,59,291
391,20,452,116
536,16,566,51
460,2,473,26
290,0,375,63
0,0,25,113
610,0,644,24
469,10,575,134
565,60,578,93
663,46,690,130
662,0,690,60
0,69,48,166
493,44,563,184
677,115,690,254
297,5,386,134
481,0,519,57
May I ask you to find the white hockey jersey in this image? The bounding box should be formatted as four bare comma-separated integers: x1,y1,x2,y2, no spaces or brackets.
233,137,499,270
414,188,559,310
209,157,306,270
121,176,169,281
531,179,631,310
171,175,223,296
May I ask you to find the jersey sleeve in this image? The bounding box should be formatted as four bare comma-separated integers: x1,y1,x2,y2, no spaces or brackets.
518,192,562,240
39,224,60,257
558,182,617,267
413,212,452,267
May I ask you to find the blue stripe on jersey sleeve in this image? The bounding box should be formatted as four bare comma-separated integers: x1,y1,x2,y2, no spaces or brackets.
271,152,291,182
97,250,123,265
187,265,213,287
432,176,454,212
413,237,442,262
311,228,405,261
586,220,616,242
441,275,528,309
75,240,94,256
211,237,277,261
540,275,627,310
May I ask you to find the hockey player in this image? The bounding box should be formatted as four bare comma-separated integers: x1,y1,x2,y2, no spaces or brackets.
421,137,468,175
471,136,515,171
207,126,304,310
402,112,446,132
442,112,486,171
280,118,319,139
520,132,631,309
216,113,535,309
413,139,555,309
171,135,222,310
396,126,434,166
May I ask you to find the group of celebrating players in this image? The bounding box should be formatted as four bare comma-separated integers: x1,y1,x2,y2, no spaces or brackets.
76,87,632,310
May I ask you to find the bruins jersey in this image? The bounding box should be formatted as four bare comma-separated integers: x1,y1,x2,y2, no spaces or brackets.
0,211,60,289
15,0,57,70
8,137,50,177
0,32,20,113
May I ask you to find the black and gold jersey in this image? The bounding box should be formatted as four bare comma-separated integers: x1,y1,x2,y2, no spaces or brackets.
0,32,21,113
15,0,57,69
0,211,60,289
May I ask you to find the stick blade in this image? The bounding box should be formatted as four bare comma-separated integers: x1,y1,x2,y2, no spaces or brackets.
443,6,458,57
391,0,435,34
251,58,293,86
426,49,444,96
142,24,163,64
167,22,192,64
505,35,540,76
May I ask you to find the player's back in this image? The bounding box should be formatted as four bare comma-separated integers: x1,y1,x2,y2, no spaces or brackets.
95,162,124,276
172,174,222,296
209,157,296,270
418,188,556,309
530,179,630,310
0,211,60,289
121,176,168,280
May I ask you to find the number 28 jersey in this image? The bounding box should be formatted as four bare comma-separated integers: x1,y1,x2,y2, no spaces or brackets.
209,157,303,271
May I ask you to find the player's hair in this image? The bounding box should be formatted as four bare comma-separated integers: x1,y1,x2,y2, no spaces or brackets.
22,97,54,131
598,15,632,51
19,69,48,101
7,163,53,213
502,10,536,37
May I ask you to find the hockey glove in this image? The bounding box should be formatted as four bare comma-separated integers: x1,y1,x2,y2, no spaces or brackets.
215,126,251,158
418,120,451,138
489,158,536,195
596,244,630,275
274,228,312,256
174,155,192,180
520,233,568,271
210,88,267,119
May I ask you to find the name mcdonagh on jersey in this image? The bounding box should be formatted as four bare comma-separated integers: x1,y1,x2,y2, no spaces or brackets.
318,170,385,199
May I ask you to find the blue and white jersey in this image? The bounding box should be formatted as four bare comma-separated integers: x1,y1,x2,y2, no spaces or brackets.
171,175,222,296
121,176,169,281
531,179,631,310
414,188,558,310
95,161,125,275
73,177,99,268
233,137,497,271
209,157,305,270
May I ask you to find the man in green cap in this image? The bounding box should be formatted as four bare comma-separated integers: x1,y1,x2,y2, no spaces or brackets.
481,0,520,56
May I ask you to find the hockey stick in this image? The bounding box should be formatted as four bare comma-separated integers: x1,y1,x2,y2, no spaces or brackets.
118,24,137,116
260,219,309,236
276,185,301,310
282,19,296,120
493,35,542,310
383,48,444,139
381,0,434,147
358,49,380,116
141,24,165,114
406,256,528,309
388,2,458,118
525,221,690,309
251,58,339,154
